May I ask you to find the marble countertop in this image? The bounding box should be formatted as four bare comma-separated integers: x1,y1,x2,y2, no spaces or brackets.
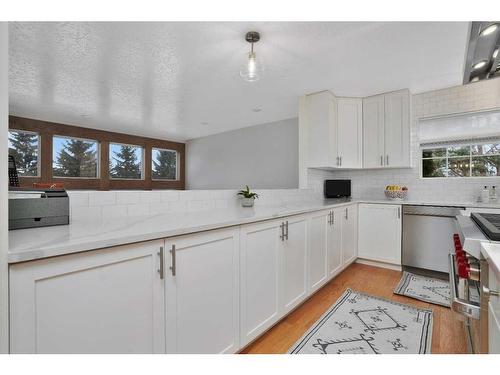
481,242,500,281
8,198,357,263
9,197,500,264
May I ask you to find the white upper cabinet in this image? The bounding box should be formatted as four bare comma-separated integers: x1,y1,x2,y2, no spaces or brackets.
363,90,410,168
302,91,362,169
303,91,337,168
384,90,410,168
358,204,402,265
337,98,363,168
164,228,240,354
362,94,385,168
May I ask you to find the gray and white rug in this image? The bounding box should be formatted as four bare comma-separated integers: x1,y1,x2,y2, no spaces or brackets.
394,272,450,307
289,289,433,354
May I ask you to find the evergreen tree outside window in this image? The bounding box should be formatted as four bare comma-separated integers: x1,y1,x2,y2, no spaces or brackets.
109,143,144,180
152,148,177,180
8,129,39,176
52,136,99,178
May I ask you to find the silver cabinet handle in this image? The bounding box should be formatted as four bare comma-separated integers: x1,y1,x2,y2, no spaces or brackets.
386,155,389,165
336,156,340,166
397,207,401,219
280,222,285,241
339,156,342,166
158,246,164,279
483,286,500,298
285,221,289,240
380,155,383,166
345,207,348,220
332,211,335,225
329,211,333,225
169,244,176,276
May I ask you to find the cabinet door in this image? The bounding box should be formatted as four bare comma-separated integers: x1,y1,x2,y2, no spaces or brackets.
282,215,308,314
358,204,402,265
305,91,338,168
341,205,358,266
308,210,329,294
10,241,165,354
384,90,410,168
362,95,385,168
165,228,239,354
328,209,343,278
240,220,282,346
337,98,363,168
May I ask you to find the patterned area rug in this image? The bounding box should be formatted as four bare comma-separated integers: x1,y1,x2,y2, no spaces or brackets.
394,272,450,307
289,289,433,354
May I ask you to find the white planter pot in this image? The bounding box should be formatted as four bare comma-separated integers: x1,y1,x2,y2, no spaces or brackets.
241,197,255,207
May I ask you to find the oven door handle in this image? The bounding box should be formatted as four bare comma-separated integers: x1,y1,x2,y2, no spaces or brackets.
449,254,480,320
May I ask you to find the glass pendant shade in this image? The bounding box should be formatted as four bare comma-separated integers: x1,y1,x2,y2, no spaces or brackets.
240,51,261,82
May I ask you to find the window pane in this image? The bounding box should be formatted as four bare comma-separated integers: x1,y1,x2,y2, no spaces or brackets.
422,158,447,177
471,143,500,156
109,143,143,179
472,155,500,176
8,130,39,176
448,157,471,177
52,136,98,178
152,148,177,180
422,148,446,158
447,145,470,157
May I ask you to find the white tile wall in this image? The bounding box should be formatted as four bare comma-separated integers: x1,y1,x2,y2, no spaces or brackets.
67,188,317,222
308,79,500,202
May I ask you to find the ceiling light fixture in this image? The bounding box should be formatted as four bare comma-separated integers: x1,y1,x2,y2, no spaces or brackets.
480,23,498,36
472,60,488,70
240,31,262,82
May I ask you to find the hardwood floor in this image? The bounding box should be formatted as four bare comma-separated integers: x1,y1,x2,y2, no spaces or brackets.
241,263,468,354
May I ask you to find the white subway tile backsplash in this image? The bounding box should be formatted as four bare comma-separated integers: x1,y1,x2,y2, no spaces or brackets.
160,190,180,202
72,206,101,222
88,191,116,206
116,191,142,205
127,203,150,217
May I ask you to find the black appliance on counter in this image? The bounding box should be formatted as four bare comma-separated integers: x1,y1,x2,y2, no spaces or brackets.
324,179,351,199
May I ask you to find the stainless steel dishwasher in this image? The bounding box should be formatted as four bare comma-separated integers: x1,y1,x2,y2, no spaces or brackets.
402,205,465,273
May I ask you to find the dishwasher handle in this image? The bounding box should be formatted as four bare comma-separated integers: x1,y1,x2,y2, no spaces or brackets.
403,205,465,218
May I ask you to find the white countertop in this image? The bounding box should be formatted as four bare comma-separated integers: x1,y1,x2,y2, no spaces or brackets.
9,199,357,263
481,242,500,280
9,197,500,264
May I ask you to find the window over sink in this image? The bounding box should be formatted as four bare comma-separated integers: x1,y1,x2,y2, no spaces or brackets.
422,141,500,178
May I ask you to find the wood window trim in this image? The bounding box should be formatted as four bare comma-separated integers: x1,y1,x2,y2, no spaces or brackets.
9,116,185,190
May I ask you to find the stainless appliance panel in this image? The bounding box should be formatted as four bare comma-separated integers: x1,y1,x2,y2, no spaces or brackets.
402,205,465,273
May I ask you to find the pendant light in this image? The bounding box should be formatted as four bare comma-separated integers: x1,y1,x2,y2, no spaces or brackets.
240,31,262,82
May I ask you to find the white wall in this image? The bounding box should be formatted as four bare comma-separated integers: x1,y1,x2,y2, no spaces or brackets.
307,79,500,203
187,118,298,190
0,22,9,353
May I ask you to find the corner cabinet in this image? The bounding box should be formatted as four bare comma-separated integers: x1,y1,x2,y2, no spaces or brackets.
362,90,410,168
303,91,363,169
9,240,166,354
358,203,402,265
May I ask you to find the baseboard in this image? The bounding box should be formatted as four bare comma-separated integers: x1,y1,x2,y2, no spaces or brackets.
355,258,402,271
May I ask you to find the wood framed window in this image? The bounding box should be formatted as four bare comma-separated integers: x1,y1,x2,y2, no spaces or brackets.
9,116,185,190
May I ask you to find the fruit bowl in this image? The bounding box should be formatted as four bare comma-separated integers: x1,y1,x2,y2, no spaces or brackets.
384,185,408,201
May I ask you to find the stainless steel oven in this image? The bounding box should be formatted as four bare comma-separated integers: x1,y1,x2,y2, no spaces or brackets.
449,232,489,353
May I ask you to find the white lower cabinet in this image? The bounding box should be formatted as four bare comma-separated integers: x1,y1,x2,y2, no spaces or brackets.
328,208,343,277
281,215,308,315
341,204,358,266
358,203,402,265
164,227,240,354
239,215,308,347
308,210,329,293
239,219,282,346
9,240,166,354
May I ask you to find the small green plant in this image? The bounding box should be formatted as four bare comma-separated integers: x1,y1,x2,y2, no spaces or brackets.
237,185,259,199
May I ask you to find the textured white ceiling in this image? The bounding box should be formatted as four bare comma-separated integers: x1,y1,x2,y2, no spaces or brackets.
9,22,469,141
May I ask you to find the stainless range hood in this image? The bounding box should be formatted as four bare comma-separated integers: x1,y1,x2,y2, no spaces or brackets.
463,21,500,84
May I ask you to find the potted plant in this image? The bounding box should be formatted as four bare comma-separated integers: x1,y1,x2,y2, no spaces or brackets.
237,185,259,207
